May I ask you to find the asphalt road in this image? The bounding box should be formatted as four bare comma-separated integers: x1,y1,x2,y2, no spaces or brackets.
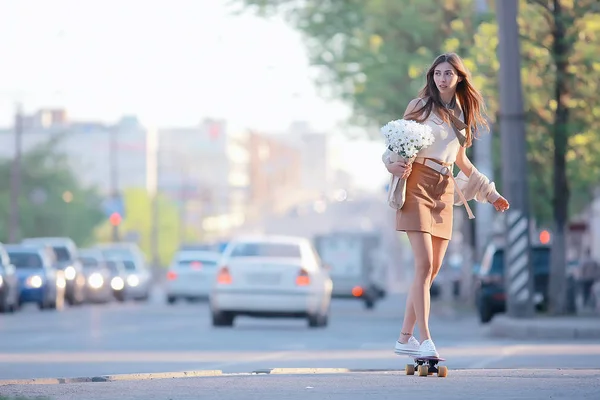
2,370,599,400
1,287,599,381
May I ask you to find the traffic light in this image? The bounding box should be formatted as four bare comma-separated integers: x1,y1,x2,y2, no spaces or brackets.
109,212,122,227
539,229,551,244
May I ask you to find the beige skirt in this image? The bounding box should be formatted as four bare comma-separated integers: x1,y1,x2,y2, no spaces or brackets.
396,159,454,240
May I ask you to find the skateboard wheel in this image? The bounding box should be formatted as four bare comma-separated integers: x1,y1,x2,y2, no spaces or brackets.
418,365,428,376
437,366,448,377
405,364,415,375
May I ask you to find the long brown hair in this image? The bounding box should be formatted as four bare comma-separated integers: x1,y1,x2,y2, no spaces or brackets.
405,52,488,147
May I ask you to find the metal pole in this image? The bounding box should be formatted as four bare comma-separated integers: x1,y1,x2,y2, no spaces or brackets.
109,126,120,242
496,0,534,318
9,104,23,243
148,128,160,272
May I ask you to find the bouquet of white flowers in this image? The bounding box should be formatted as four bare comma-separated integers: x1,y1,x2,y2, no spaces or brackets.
380,119,435,210
381,119,435,161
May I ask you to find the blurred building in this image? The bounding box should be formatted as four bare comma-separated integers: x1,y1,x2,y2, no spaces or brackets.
246,130,302,220
156,119,249,239
0,108,148,194
0,111,336,241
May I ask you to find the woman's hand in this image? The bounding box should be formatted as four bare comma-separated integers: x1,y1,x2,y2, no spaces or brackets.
386,160,412,179
493,196,510,212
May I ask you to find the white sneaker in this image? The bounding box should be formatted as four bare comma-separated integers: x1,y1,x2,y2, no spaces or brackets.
418,339,439,358
394,336,420,356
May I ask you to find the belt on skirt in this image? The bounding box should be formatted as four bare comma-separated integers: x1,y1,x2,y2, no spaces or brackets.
413,157,475,219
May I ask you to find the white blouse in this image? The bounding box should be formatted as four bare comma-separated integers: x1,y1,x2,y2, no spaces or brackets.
415,99,463,164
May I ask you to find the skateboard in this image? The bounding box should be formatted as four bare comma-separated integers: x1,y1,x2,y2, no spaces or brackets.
405,356,448,377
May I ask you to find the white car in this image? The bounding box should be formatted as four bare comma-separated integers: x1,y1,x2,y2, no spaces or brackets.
165,250,221,303
209,235,333,328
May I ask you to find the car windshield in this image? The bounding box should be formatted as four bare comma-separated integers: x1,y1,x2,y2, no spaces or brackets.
101,248,134,260
122,260,137,271
491,248,550,275
52,246,72,262
8,252,43,269
230,242,301,258
105,260,120,274
80,257,99,269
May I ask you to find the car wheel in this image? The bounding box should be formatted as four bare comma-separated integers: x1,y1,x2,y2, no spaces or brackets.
167,296,177,305
212,311,234,327
478,302,494,324
308,313,328,328
364,297,375,310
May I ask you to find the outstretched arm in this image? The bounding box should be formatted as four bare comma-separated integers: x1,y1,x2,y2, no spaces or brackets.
455,146,510,212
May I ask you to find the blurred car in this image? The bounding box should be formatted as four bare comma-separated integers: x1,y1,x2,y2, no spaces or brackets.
474,243,550,323
21,237,86,305
0,243,19,313
95,243,152,301
209,235,333,328
78,248,116,303
5,244,66,310
104,258,128,301
165,249,221,303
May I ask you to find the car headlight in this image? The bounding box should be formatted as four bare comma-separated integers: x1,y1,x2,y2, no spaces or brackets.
111,276,125,291
87,272,104,289
26,275,43,289
56,276,66,289
64,266,76,280
126,274,139,287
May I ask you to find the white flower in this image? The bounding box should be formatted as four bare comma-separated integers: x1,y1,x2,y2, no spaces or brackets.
380,119,435,160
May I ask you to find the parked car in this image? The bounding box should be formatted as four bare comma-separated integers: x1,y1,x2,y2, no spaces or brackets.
209,235,333,328
21,237,86,305
474,243,550,323
0,242,19,313
5,244,66,311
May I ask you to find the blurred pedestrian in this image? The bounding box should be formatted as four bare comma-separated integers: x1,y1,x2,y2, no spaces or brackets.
579,248,600,309
383,53,509,359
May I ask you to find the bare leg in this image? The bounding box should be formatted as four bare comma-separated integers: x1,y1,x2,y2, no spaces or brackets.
399,235,450,342
398,232,434,343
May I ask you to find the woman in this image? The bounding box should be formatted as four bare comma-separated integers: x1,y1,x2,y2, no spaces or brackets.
385,53,510,358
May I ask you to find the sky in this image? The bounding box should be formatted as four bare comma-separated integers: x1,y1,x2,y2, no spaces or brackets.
0,0,388,192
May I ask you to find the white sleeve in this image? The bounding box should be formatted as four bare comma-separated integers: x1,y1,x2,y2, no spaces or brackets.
454,167,501,205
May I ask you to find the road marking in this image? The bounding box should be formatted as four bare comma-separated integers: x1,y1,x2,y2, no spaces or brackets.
467,346,516,369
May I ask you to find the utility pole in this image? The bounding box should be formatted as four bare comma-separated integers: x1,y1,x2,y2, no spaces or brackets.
146,127,160,273
109,126,120,242
473,0,496,262
496,0,534,318
179,163,188,246
9,104,23,243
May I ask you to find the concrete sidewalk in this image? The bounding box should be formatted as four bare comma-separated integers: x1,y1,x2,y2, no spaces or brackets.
0,369,598,400
488,315,600,339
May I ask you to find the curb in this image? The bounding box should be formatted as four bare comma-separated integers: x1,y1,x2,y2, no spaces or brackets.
0,369,411,386
488,316,600,339
0,370,222,386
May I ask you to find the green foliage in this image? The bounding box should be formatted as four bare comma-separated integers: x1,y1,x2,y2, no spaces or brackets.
234,0,600,225
94,188,188,267
0,135,104,246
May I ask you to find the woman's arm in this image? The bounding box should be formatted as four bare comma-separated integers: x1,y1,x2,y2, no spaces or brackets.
455,146,475,177
454,146,510,212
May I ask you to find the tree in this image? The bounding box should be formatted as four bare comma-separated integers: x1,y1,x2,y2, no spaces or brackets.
0,136,105,246
94,188,187,267
520,0,600,314
235,0,481,129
